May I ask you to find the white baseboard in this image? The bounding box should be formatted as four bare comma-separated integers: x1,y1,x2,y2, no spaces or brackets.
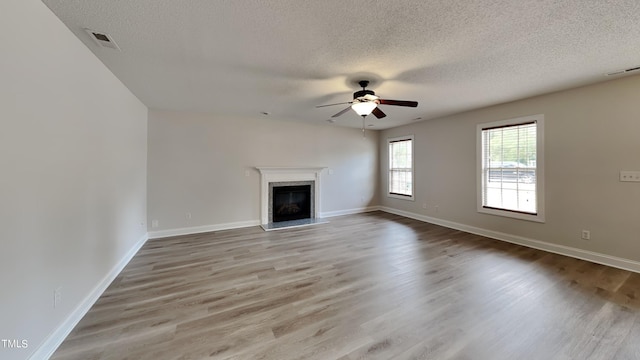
149,209,382,239
319,206,381,218
379,206,640,274
148,220,261,239
30,233,149,360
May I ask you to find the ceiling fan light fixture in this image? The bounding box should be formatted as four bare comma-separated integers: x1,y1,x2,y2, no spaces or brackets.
351,101,377,116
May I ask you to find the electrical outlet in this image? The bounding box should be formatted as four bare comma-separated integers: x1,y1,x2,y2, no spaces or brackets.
151,219,159,228
245,170,250,177
422,203,427,209
54,287,62,308
581,230,591,240
186,212,192,219
620,171,640,182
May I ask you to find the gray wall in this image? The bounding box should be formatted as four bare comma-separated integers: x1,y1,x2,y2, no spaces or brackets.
148,110,379,233
0,1,148,359
380,74,640,263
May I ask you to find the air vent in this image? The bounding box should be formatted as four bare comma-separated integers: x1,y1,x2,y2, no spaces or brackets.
84,29,120,51
606,66,640,76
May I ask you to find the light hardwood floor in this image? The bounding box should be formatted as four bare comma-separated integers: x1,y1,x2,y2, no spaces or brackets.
52,212,640,360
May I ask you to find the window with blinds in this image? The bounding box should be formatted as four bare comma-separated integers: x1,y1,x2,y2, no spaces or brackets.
477,115,545,222
388,136,414,199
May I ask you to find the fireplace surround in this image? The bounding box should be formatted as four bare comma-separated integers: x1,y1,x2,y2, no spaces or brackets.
256,167,325,229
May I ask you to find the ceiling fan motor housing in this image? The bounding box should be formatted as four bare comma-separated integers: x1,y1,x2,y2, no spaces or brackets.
353,89,375,100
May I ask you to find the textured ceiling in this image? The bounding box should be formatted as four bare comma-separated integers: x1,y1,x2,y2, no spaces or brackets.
42,0,640,129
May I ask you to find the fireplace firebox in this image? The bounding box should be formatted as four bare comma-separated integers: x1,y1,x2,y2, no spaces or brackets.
272,185,311,222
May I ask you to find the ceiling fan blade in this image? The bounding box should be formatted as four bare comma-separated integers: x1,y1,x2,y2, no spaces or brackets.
331,106,352,118
372,107,386,119
378,99,418,107
316,101,352,108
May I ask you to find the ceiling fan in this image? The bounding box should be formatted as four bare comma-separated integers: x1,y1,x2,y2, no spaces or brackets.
316,80,418,119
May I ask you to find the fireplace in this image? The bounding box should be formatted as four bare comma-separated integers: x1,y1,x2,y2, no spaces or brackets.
272,184,312,222
256,167,326,229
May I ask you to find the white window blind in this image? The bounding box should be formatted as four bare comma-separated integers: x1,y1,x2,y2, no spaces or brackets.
389,137,413,198
481,121,537,215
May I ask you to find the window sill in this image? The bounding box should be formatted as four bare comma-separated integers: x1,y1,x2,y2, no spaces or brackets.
477,206,545,223
388,193,415,201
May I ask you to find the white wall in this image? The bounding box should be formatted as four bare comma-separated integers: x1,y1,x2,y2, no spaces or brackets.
0,1,148,359
380,74,640,265
148,110,378,235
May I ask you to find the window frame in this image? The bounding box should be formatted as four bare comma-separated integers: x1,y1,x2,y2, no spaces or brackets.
476,115,545,222
387,135,415,201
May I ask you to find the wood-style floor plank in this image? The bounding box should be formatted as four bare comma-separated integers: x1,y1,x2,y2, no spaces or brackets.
51,212,640,360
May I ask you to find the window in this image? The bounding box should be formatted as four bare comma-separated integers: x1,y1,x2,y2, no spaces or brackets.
477,115,544,222
388,135,414,200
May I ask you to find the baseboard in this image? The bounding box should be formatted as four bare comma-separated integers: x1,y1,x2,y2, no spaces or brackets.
148,208,382,239
319,206,381,218
148,220,261,239
379,206,640,274
30,233,149,360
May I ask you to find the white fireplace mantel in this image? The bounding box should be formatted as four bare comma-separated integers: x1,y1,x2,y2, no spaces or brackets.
256,167,326,225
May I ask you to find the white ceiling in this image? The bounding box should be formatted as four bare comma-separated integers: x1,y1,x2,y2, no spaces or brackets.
42,0,640,129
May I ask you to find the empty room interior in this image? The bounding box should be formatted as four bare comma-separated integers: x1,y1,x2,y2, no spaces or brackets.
3,0,640,359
